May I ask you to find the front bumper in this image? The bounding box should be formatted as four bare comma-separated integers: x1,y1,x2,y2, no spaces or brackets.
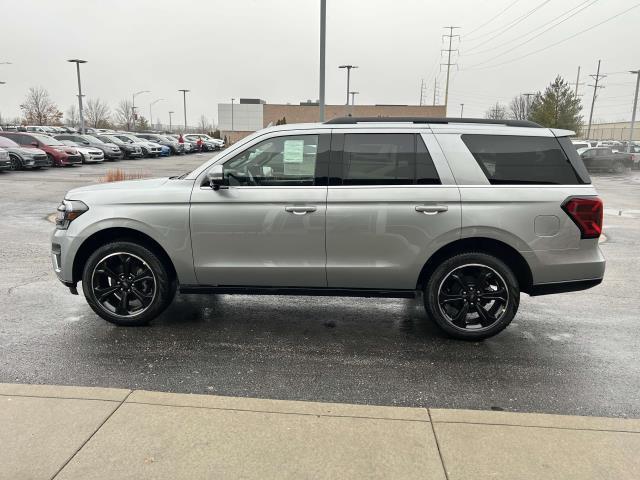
0,159,11,170
61,154,83,166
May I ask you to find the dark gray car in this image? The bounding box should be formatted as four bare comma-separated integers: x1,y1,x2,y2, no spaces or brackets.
136,133,182,154
54,134,123,161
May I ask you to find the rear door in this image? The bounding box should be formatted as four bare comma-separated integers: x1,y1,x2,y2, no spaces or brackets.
325,130,461,289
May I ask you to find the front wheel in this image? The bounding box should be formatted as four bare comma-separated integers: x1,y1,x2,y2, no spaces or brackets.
82,241,175,326
424,252,520,340
9,155,22,170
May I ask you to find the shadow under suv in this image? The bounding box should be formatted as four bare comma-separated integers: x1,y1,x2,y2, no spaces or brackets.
51,117,605,340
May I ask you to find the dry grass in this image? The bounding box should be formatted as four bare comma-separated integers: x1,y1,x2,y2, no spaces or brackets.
99,169,151,183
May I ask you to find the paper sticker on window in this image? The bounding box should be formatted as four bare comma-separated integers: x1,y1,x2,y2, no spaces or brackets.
283,140,304,163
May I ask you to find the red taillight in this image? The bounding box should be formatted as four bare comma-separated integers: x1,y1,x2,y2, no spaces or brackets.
562,197,603,239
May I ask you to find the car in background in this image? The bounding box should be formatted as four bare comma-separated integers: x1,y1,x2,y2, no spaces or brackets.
0,147,11,171
184,134,220,151
577,146,633,173
3,125,27,132
58,140,105,163
628,144,640,169
136,133,182,154
54,134,123,161
0,132,82,167
108,133,161,157
94,134,144,159
168,134,196,153
159,144,171,156
0,135,49,170
25,126,50,134
571,140,590,150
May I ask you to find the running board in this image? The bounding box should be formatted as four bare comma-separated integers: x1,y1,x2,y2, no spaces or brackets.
179,285,417,299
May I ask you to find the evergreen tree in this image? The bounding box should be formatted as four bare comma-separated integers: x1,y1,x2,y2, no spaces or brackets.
528,76,582,131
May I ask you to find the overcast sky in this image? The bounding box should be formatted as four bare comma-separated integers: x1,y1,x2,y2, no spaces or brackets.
1,0,638,126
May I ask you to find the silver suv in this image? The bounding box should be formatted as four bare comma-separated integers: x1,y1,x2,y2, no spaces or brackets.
52,117,605,340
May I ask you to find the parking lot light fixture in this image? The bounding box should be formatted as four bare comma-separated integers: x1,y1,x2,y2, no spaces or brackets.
67,59,87,134
149,98,165,130
132,90,150,131
339,65,358,105
178,89,190,132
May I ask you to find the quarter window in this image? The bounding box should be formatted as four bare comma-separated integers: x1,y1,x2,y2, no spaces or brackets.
340,134,440,185
224,135,319,186
462,134,584,185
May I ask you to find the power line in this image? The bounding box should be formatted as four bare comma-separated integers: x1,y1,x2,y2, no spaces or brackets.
464,0,553,52
465,0,522,37
465,0,597,60
465,3,640,70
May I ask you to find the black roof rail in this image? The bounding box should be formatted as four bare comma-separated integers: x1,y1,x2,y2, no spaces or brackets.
324,116,542,128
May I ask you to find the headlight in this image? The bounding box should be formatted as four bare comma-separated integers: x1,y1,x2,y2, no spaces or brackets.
56,200,89,230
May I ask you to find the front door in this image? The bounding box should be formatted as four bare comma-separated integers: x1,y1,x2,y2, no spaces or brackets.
325,131,461,290
190,132,330,287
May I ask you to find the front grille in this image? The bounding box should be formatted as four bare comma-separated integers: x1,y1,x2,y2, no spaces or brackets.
68,155,82,163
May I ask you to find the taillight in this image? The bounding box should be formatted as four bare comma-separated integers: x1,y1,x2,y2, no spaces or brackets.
562,196,603,239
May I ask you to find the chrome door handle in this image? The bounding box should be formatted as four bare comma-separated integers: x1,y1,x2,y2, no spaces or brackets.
415,205,448,215
285,206,317,215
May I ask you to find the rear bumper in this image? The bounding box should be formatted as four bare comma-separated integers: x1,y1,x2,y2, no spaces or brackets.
528,278,602,296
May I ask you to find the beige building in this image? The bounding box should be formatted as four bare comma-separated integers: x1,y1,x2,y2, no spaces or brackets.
218,99,447,143
581,121,640,141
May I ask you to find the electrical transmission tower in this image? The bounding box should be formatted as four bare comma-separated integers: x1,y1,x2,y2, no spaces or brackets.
419,79,428,106
433,78,440,105
587,60,606,139
441,26,460,114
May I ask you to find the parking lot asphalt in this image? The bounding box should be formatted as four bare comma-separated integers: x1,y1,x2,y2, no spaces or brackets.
0,155,638,418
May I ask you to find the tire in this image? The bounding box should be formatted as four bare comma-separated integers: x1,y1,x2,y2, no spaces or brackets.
9,155,22,171
612,161,626,174
46,154,56,167
424,252,520,340
81,241,175,326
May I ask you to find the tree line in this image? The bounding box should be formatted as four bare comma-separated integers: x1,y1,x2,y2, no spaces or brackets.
484,75,583,133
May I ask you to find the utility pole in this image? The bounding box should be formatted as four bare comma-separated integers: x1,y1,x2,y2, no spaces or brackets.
628,69,640,152
178,89,190,132
523,93,535,118
419,78,427,106
587,60,606,139
168,111,174,132
231,98,235,131
572,66,585,97
441,26,460,114
460,103,464,117
319,0,326,122
339,65,358,107
433,78,439,105
67,59,87,134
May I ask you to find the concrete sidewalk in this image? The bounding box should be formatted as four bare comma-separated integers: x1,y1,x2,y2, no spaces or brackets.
1,383,638,480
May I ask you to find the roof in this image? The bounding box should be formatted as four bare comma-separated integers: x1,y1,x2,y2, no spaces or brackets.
325,116,542,128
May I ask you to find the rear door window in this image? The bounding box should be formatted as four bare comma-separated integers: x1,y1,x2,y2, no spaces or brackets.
461,134,586,185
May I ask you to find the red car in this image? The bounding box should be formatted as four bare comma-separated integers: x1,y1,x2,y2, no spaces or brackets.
0,132,82,167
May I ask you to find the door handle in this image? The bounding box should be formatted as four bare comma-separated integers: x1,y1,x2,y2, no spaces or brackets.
285,206,317,215
415,205,448,215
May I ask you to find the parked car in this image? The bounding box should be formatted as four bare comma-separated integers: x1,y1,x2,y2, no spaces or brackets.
54,134,123,161
0,147,11,171
136,133,182,154
94,134,144,159
577,146,633,173
571,140,590,151
52,117,605,340
184,134,220,151
25,126,50,134
0,135,49,170
110,133,162,157
169,134,196,153
0,132,82,167
58,140,105,163
159,144,171,157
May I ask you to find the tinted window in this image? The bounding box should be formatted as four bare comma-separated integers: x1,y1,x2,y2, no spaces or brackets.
462,135,584,185
339,134,440,185
0,136,19,148
224,135,319,186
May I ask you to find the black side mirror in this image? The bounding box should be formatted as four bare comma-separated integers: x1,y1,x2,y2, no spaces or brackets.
206,164,227,190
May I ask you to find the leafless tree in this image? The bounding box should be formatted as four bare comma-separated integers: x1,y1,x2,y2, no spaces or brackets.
65,104,79,127
509,95,529,120
20,86,63,125
485,102,507,120
84,98,111,128
115,99,134,130
198,115,211,134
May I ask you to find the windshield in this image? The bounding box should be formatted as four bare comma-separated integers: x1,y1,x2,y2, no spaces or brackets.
82,135,104,144
32,134,65,146
116,135,137,143
0,137,19,147
59,140,78,147
576,147,589,155
100,135,122,145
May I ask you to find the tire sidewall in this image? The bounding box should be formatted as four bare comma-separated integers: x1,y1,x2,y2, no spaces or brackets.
81,241,172,326
425,252,520,340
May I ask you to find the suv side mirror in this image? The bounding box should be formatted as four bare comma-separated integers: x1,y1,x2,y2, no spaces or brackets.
206,164,227,190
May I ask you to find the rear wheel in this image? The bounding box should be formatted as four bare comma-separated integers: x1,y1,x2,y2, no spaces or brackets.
46,154,55,167
424,252,519,340
82,241,175,326
612,161,626,174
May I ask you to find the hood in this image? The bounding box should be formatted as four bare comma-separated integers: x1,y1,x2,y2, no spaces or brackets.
67,177,170,197
11,146,47,156
63,146,78,154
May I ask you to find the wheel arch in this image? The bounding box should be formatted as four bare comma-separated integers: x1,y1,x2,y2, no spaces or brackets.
416,237,533,294
72,227,177,285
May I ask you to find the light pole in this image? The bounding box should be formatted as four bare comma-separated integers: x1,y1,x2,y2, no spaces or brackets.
339,65,358,105
168,111,174,132
132,90,150,131
178,89,190,132
628,70,640,152
231,98,235,131
319,0,326,121
149,98,165,130
460,103,464,118
67,59,87,133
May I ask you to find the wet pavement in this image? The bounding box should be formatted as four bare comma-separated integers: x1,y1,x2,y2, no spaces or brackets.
0,155,638,418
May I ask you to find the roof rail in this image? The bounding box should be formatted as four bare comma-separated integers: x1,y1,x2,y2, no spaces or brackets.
324,116,542,128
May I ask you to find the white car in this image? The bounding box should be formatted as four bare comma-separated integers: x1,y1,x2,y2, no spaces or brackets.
58,140,105,163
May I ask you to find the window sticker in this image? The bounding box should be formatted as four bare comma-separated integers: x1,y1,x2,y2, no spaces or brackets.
283,139,305,163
